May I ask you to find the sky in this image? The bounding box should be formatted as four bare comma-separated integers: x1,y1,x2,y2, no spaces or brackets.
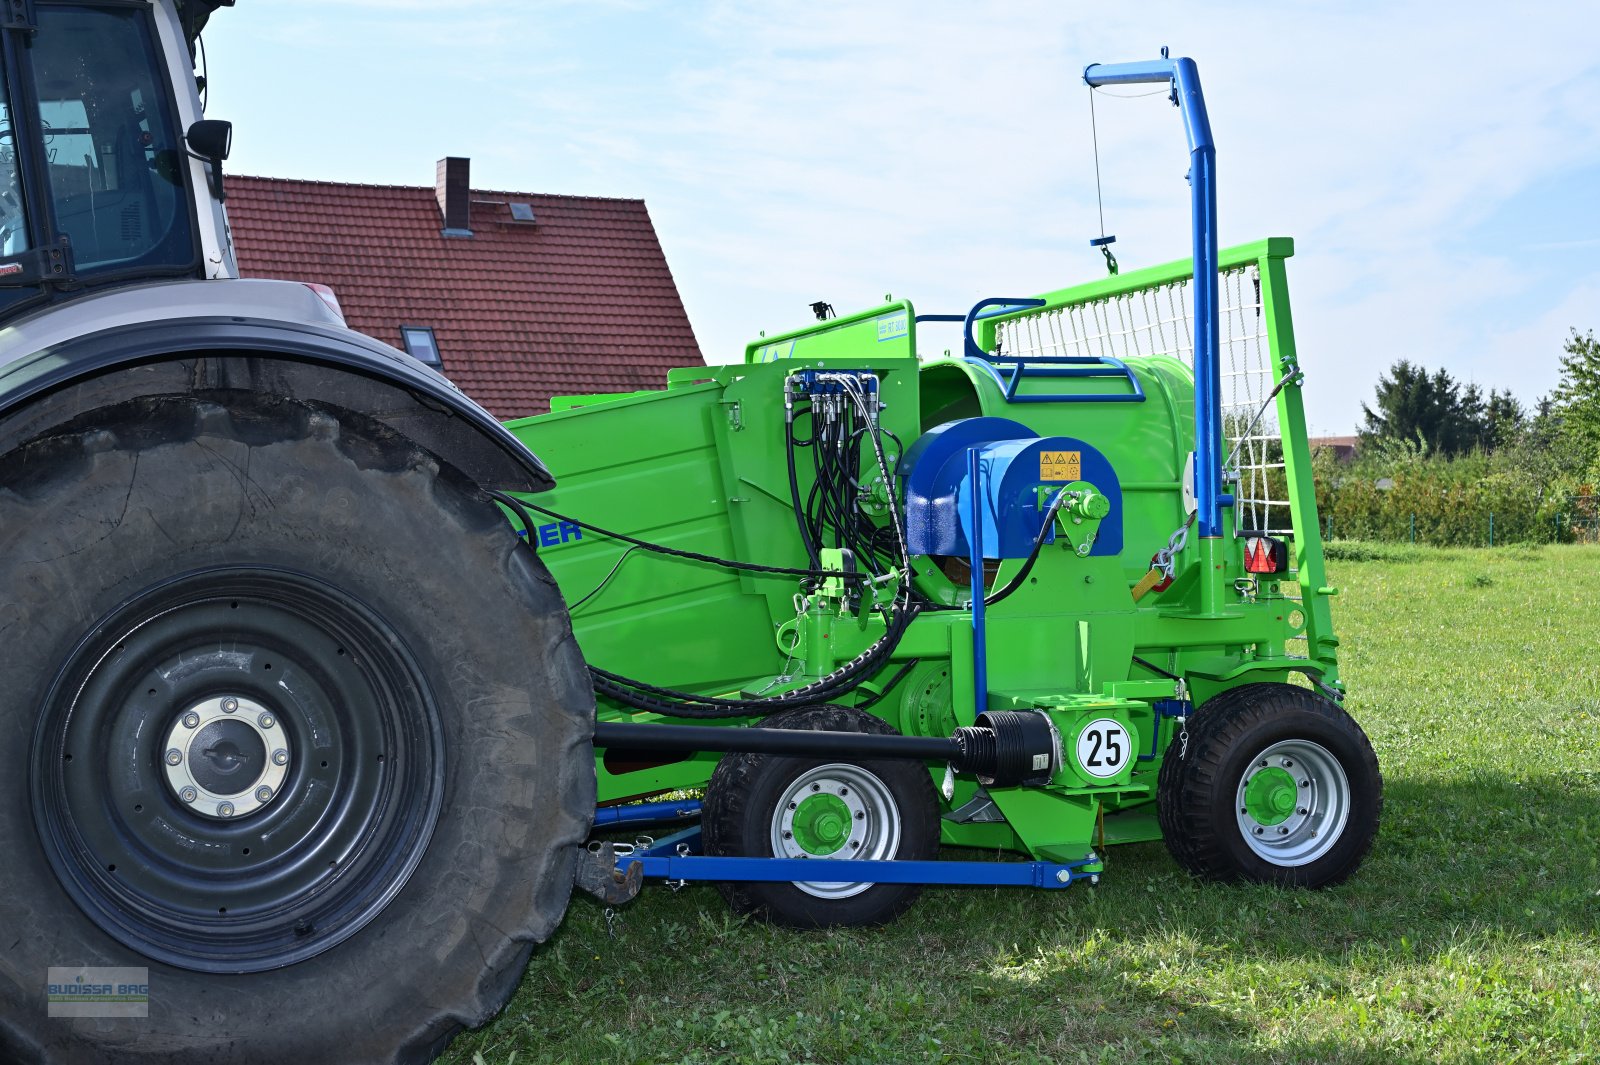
204,1,1600,435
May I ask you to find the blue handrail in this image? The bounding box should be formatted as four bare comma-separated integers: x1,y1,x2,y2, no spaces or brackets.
937,295,1145,404
962,297,1046,360
966,352,1146,404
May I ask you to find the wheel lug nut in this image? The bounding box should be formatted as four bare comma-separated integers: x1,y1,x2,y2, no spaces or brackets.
258,713,275,730
855,811,865,820
182,712,200,729
1278,826,1289,835
810,783,820,792
256,786,273,802
1282,759,1294,768
217,802,235,818
1297,806,1308,815
1299,779,1310,788
273,750,289,766
1253,827,1264,835
222,698,239,714
180,787,198,804
164,748,183,766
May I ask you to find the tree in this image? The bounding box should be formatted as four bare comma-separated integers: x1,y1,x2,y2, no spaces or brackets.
1445,381,1487,455
1483,389,1526,449
1359,359,1452,453
1552,328,1600,475
1449,382,1524,453
1359,360,1522,457
1495,390,1588,486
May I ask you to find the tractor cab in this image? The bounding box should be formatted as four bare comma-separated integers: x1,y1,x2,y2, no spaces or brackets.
0,0,231,324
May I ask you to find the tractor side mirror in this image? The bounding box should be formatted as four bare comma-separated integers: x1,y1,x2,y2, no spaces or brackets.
185,119,232,202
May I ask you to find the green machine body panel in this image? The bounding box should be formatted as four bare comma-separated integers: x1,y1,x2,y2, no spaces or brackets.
505,239,1337,864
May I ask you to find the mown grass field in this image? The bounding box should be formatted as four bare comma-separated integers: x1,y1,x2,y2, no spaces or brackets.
443,544,1600,1064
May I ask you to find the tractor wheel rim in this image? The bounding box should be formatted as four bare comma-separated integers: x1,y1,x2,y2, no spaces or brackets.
160,694,291,820
772,762,900,899
1234,738,1350,867
31,566,444,973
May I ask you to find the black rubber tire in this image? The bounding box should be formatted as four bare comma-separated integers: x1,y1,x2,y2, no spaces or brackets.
701,704,939,928
0,393,594,1065
1157,682,1381,888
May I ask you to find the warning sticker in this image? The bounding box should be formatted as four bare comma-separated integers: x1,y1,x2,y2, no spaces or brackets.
1039,450,1081,481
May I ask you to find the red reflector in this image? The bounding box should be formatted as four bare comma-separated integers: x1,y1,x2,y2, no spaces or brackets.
1243,535,1287,574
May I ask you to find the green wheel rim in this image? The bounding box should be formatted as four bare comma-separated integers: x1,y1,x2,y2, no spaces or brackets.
1242,766,1297,826
790,793,853,856
1234,738,1351,866
771,762,901,899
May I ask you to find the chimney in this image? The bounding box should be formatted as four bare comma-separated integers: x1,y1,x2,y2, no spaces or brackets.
436,156,472,237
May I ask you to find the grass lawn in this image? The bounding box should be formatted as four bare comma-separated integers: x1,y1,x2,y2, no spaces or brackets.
442,544,1600,1065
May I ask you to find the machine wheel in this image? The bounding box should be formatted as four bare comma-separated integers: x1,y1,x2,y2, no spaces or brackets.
701,704,939,928
0,393,594,1065
1157,682,1380,887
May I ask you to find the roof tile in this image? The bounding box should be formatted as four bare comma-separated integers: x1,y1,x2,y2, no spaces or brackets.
226,175,703,419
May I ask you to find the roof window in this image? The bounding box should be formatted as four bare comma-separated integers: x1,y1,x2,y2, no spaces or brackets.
400,325,442,368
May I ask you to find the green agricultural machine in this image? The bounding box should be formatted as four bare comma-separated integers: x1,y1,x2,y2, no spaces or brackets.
521,233,1381,924
512,63,1380,926
0,4,1377,1063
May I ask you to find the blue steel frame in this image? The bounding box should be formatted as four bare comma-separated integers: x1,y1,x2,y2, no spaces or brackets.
1082,55,1223,539
609,829,1100,889
594,800,703,829
622,853,1098,889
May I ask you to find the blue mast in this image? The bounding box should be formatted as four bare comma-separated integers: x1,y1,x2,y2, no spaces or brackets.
1081,56,1226,550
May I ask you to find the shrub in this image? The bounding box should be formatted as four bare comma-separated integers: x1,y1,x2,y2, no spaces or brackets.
1314,446,1586,547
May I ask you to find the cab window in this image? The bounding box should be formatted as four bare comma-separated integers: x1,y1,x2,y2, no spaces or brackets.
29,3,196,276
0,82,28,257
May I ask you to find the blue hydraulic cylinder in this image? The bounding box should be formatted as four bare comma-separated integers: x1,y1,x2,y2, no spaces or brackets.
1083,55,1223,541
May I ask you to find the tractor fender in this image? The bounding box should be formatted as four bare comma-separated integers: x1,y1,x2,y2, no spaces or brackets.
0,279,554,492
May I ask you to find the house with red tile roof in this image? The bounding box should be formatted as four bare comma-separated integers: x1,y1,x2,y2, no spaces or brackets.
1309,435,1359,463
225,158,702,419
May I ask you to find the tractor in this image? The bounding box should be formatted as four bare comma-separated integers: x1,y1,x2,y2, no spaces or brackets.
0,4,1379,1064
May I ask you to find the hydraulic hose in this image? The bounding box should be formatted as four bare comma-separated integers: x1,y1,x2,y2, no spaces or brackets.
592,596,920,719
785,408,822,569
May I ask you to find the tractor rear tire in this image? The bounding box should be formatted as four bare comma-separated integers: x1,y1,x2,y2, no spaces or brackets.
1157,682,1380,888
701,704,939,928
0,393,594,1065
